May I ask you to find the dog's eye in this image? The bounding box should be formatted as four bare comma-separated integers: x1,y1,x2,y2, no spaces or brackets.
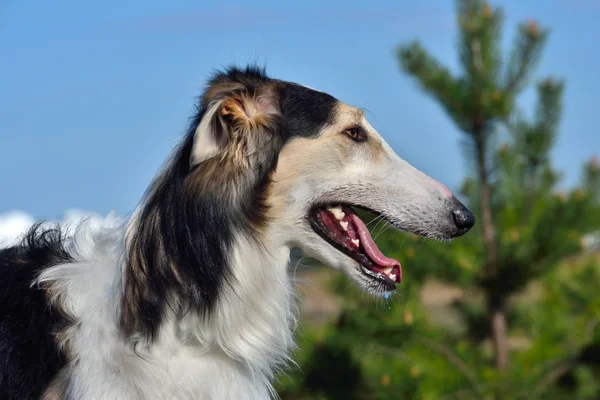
343,127,367,142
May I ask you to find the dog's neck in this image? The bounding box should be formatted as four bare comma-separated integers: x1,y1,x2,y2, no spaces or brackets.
175,234,297,375
141,232,297,398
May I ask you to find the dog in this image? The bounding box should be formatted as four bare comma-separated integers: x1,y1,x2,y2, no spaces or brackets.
0,65,474,399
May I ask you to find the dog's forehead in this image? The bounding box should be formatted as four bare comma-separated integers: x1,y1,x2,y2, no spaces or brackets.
279,82,364,137
334,102,366,122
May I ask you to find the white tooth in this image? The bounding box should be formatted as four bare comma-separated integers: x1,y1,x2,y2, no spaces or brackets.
351,238,360,247
390,274,397,281
340,221,349,231
383,267,394,275
329,207,345,220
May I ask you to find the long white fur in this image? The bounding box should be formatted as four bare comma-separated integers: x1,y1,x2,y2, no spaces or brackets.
34,216,297,400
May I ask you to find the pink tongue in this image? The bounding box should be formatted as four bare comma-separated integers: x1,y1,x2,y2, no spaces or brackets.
349,214,401,268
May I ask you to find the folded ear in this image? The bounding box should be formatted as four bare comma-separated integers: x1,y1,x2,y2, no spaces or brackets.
190,100,229,167
190,88,280,168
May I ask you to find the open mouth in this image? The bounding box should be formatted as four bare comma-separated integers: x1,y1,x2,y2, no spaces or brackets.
308,205,402,289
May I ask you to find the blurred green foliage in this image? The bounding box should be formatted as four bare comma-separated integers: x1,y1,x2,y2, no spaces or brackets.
278,256,600,399
276,1,600,399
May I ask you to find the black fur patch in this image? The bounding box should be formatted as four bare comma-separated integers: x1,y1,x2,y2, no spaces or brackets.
122,131,242,339
279,83,338,138
0,224,73,400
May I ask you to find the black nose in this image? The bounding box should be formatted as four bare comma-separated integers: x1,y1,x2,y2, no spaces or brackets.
451,207,475,235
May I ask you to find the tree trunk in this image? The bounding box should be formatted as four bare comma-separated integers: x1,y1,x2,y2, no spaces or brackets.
474,131,497,276
491,304,509,372
474,128,508,372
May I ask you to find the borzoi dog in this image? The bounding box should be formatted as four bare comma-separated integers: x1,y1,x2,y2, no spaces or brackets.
0,65,474,399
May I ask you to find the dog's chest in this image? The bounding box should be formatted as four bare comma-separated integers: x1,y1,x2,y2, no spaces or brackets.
145,347,213,399
130,344,269,400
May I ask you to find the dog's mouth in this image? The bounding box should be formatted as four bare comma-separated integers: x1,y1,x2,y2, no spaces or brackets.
308,204,402,289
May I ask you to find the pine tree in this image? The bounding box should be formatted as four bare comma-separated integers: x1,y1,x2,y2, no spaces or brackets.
397,0,599,373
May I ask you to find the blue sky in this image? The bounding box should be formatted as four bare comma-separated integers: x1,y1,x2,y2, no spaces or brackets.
1,0,599,221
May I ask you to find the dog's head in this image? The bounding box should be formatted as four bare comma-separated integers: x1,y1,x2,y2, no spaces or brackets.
125,66,475,336
186,66,474,294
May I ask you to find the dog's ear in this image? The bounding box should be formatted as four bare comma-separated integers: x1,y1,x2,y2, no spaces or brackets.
190,100,230,167
190,86,280,168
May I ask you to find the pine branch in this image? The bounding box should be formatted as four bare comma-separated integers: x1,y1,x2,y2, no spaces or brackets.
531,357,577,395
582,156,600,201
535,79,564,137
398,41,467,130
416,337,480,390
503,21,549,96
500,78,563,208
366,341,483,399
457,0,503,88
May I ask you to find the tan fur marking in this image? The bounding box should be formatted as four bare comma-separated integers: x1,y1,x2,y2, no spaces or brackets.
219,88,279,135
220,98,245,120
192,86,281,178
266,101,388,223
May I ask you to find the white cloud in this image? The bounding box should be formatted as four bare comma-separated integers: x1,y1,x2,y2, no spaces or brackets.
0,211,36,248
0,210,106,249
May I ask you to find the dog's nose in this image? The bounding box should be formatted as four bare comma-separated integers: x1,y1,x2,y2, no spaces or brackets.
451,206,475,235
